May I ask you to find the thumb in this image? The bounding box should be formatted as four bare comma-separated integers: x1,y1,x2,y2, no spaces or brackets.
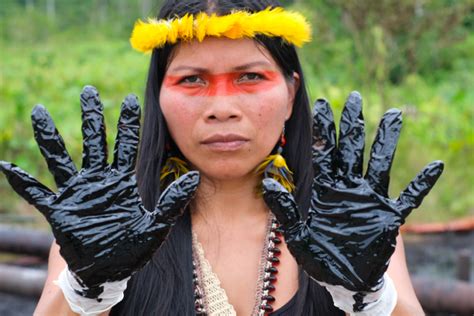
0,161,53,215
397,160,444,218
262,178,301,230
154,171,200,225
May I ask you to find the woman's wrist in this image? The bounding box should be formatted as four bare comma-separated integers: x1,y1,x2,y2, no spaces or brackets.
54,268,130,316
321,273,398,316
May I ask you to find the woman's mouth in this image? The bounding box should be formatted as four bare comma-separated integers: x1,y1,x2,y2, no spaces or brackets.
201,134,249,151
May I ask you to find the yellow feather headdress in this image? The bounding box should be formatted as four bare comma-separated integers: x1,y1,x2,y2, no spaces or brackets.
130,7,312,53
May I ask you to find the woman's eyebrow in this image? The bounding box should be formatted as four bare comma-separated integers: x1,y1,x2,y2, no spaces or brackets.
168,61,273,73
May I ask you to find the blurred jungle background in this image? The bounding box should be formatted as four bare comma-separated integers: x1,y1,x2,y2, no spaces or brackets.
2,0,472,225
0,0,473,315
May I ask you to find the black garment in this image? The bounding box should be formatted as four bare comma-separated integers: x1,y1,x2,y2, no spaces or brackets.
271,292,298,315
111,214,345,315
270,279,345,316
112,275,345,315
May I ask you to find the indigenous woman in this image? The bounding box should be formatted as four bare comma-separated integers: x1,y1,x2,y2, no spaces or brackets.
0,0,443,315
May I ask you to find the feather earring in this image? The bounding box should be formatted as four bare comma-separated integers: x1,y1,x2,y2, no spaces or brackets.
160,144,190,190
256,127,295,193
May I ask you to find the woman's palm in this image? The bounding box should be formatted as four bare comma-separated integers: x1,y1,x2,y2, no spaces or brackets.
0,86,199,298
263,92,443,292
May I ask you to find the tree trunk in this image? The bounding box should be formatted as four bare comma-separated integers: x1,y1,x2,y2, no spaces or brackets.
25,0,34,12
46,0,56,20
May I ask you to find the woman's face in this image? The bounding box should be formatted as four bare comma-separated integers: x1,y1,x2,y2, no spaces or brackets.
160,37,298,183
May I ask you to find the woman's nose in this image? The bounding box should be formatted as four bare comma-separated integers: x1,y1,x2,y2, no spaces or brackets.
204,96,242,122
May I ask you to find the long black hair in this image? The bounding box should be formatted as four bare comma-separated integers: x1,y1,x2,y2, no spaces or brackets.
112,0,341,315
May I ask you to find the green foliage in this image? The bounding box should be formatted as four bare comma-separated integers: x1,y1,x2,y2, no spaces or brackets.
0,0,472,224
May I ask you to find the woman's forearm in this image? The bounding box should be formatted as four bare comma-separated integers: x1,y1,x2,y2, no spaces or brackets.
388,235,425,316
35,242,77,315
34,242,111,316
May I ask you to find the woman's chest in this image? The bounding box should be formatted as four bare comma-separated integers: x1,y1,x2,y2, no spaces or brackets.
195,231,299,315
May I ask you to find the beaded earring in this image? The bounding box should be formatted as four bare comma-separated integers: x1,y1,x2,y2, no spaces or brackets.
160,143,190,190
256,127,295,193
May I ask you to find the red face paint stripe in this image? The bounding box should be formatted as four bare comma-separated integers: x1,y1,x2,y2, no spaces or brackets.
163,71,283,96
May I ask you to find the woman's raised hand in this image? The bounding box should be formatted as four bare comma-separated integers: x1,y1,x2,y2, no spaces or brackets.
262,92,443,293
0,86,200,298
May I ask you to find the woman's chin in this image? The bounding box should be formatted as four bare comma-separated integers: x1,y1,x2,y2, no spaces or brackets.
198,166,259,184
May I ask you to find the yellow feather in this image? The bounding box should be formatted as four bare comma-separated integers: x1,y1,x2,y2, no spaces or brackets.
130,7,312,52
255,154,295,193
168,19,180,44
222,11,247,39
195,13,209,42
160,157,190,182
178,14,194,41
130,19,169,53
206,13,233,37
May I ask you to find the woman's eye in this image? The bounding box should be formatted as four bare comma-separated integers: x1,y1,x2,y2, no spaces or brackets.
238,73,264,82
180,75,205,85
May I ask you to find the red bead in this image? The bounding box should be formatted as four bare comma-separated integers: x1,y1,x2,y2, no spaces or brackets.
265,266,278,274
272,237,282,244
269,247,281,255
268,257,280,264
280,135,286,147
264,275,277,283
264,284,276,292
261,304,274,312
263,295,275,302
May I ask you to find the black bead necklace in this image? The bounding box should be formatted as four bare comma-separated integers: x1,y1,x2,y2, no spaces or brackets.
258,216,282,315
192,214,281,315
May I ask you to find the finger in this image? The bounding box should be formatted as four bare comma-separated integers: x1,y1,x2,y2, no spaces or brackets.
262,178,301,230
111,94,141,172
80,85,107,170
31,105,77,189
312,99,337,184
365,109,402,196
396,160,444,217
154,171,200,224
0,161,53,212
336,91,365,181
